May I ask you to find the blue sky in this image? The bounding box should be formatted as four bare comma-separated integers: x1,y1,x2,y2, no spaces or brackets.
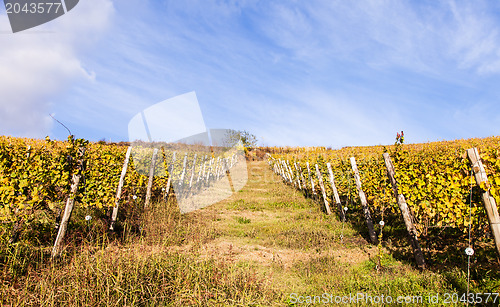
1,0,500,147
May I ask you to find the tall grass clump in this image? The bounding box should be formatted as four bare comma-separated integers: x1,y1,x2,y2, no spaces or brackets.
2,244,280,306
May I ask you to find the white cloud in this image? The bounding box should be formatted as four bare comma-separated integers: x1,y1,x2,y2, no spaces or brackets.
0,0,113,137
255,0,500,76
446,0,500,74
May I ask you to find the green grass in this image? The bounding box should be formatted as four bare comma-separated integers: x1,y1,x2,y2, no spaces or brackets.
236,216,251,224
1,160,499,306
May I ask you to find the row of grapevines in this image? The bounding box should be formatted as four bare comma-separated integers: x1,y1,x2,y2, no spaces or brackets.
0,136,85,223
0,136,168,226
269,136,500,236
1,136,244,228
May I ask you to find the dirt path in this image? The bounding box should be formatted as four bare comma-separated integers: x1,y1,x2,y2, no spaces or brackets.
191,160,378,270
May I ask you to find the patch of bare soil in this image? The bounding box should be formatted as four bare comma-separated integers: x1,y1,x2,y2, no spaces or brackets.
189,238,379,269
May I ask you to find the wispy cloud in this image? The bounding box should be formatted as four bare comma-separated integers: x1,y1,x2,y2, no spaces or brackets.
2,0,500,146
0,0,113,137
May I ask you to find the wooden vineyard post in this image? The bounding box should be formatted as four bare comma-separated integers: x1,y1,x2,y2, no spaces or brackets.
110,146,132,231
291,161,298,187
281,160,291,184
286,161,294,187
276,160,283,179
350,157,378,244
280,160,287,182
287,160,294,184
179,153,188,187
217,157,222,180
274,160,283,179
297,163,307,191
287,160,296,187
215,157,220,181
272,158,278,175
281,160,287,182
467,148,500,256
165,152,177,200
383,153,426,269
216,157,222,180
144,148,158,209
306,162,316,197
206,158,214,184
51,147,86,259
197,155,206,184
278,159,285,182
213,158,219,181
200,158,207,183
326,162,345,221
189,153,198,188
283,160,290,183
315,164,332,215
294,162,302,190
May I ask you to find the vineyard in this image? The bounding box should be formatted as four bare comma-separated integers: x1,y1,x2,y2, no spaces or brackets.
268,136,500,229
1,134,500,305
266,136,500,271
0,135,246,252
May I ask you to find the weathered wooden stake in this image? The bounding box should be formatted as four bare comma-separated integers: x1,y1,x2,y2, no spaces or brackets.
297,163,307,191
216,157,222,180
200,160,207,183
383,153,426,269
287,160,295,186
110,146,132,231
197,155,206,183
206,158,214,183
279,160,286,181
294,162,302,190
144,148,158,209
326,162,345,221
51,147,85,259
189,153,198,188
280,159,288,182
179,153,188,187
281,160,290,183
467,148,500,256
285,160,292,185
350,157,378,244
315,164,332,215
165,152,177,200
306,162,316,196
274,159,280,177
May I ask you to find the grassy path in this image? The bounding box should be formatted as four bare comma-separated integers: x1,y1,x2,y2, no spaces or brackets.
196,160,374,270
163,160,456,306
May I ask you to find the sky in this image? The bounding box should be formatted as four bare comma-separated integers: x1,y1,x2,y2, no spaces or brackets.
1,0,500,147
